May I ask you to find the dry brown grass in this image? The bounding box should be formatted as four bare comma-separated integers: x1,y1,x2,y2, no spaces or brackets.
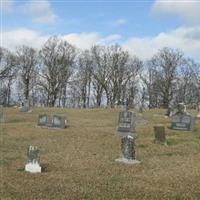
1,107,200,200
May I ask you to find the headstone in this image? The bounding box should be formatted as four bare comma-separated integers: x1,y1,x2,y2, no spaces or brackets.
171,103,195,131
154,124,166,143
115,111,140,164
20,100,30,112
197,105,200,118
25,146,41,173
37,114,67,129
37,114,48,126
117,111,135,137
0,105,4,123
52,115,66,129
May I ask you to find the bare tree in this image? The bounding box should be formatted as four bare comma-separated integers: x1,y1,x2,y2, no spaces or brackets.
147,47,183,113
0,47,17,105
76,50,93,108
16,46,38,102
39,37,76,107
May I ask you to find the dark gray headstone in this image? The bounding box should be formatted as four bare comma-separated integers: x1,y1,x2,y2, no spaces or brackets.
117,111,135,137
121,136,135,160
38,114,48,126
0,105,4,123
154,124,166,143
52,115,66,129
27,146,40,164
171,113,195,131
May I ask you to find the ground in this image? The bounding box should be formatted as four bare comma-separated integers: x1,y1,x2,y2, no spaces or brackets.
1,108,200,200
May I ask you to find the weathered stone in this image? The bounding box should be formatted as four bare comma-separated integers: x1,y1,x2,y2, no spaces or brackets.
0,105,4,123
171,113,195,131
154,124,166,143
171,103,195,131
52,115,66,129
37,114,67,129
115,135,140,164
197,105,200,118
121,136,135,160
20,100,30,112
25,146,41,173
117,111,135,137
38,114,48,126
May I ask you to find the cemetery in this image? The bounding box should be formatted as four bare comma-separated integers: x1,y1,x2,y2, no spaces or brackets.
1,1,200,199
1,107,200,200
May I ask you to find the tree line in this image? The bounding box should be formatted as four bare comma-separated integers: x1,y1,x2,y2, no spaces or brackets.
0,36,200,111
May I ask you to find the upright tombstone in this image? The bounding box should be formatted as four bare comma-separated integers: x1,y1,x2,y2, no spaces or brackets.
0,105,4,123
52,115,66,129
25,146,41,173
171,103,195,131
37,114,67,129
196,105,200,118
115,109,140,164
20,100,30,113
37,114,48,127
117,111,135,137
154,124,166,144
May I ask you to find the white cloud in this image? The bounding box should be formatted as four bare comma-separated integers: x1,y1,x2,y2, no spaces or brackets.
1,29,121,51
115,19,128,26
21,0,57,24
123,26,200,60
0,0,14,13
151,0,200,25
1,27,200,61
1,28,48,50
62,32,101,49
99,34,122,45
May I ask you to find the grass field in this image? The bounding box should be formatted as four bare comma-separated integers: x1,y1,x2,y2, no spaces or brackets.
1,108,200,200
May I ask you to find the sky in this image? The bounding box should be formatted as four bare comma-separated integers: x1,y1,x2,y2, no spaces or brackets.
1,0,200,61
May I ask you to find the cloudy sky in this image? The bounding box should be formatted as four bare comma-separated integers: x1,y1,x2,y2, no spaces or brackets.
1,0,200,61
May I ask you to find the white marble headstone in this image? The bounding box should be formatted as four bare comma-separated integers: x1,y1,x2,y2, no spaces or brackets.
25,146,41,173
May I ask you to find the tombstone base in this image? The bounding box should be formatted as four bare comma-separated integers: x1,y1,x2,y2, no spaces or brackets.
25,163,41,173
115,158,140,165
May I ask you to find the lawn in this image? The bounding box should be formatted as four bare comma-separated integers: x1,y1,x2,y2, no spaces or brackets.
1,108,200,200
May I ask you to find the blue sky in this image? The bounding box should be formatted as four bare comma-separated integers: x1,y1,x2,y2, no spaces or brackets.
1,0,200,60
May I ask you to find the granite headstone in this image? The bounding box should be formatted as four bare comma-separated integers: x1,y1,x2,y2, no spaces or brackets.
171,103,195,131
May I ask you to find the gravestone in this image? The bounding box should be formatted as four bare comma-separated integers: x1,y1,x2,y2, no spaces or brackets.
0,105,4,123
38,114,48,126
20,100,30,112
25,146,41,173
37,114,67,129
115,110,140,164
117,111,135,137
171,103,195,131
154,124,166,143
52,115,66,129
197,105,200,118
